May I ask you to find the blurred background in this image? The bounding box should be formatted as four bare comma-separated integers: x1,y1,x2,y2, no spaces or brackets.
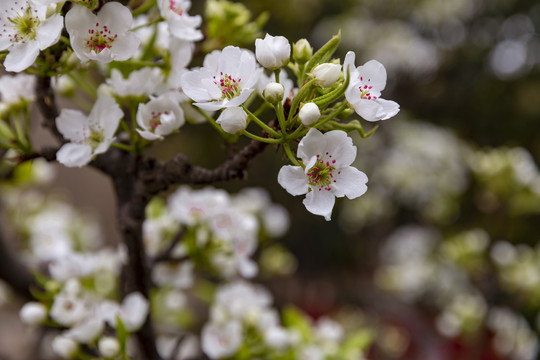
2,0,540,359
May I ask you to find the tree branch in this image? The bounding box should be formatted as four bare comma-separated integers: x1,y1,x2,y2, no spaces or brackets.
0,209,35,300
35,76,63,143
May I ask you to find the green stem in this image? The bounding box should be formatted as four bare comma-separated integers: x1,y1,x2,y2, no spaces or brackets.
288,123,306,140
241,130,282,143
275,102,287,137
242,106,281,138
273,69,281,83
131,0,157,17
130,17,163,32
286,78,318,126
111,142,135,152
314,102,349,128
282,143,301,167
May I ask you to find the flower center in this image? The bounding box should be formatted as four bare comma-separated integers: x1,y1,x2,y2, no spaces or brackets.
86,22,117,53
2,2,40,43
358,76,377,100
307,154,338,191
169,0,184,16
86,128,104,150
149,111,170,130
213,72,242,100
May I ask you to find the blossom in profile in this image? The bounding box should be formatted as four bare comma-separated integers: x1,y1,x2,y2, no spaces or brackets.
65,2,140,63
157,0,203,41
278,128,368,220
255,33,290,70
344,51,400,121
136,92,185,140
181,46,262,111
55,95,122,167
0,0,63,72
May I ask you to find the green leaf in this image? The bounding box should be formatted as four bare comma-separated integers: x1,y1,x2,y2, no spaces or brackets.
301,31,341,82
116,315,129,356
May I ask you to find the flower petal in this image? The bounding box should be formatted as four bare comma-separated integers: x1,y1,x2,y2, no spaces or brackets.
297,128,325,162
89,95,123,139
56,109,89,143
352,98,400,122
320,130,357,167
3,42,40,72
332,166,368,199
277,165,309,196
303,189,335,221
357,60,387,92
98,2,133,34
56,143,93,167
36,14,63,50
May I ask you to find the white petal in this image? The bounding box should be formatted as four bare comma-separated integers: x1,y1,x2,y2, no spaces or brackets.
332,166,368,199
320,130,357,167
65,5,95,38
303,190,335,221
137,129,162,140
36,14,63,50
3,43,39,72
120,292,149,332
277,165,309,196
98,2,133,34
56,109,89,142
297,128,325,162
57,143,93,167
343,51,356,79
89,95,123,139
109,32,140,62
357,60,387,92
352,98,400,122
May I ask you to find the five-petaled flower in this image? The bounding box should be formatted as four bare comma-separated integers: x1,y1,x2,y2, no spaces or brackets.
181,46,262,111
136,92,185,140
65,2,140,64
278,128,368,221
55,95,122,167
0,0,63,72
157,0,203,41
344,51,400,122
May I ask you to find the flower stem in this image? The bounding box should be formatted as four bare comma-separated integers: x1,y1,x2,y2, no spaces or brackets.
282,143,301,167
111,142,135,152
131,0,157,17
241,130,282,143
242,106,281,138
275,102,288,137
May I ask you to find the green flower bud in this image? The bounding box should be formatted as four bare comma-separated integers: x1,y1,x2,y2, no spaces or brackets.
293,39,313,64
263,82,285,104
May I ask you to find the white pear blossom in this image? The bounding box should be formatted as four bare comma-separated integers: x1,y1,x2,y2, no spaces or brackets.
136,92,185,140
344,52,400,121
97,292,150,332
55,95,122,167
278,128,368,221
312,63,341,87
216,106,247,134
0,0,63,72
257,69,295,105
255,33,291,70
65,2,140,63
181,46,262,111
158,0,203,41
0,74,36,105
106,67,165,98
201,321,243,359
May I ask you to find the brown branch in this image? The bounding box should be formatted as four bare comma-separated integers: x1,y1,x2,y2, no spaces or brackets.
0,209,35,300
35,76,63,143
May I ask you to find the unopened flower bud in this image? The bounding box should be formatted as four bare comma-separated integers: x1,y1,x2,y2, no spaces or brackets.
312,63,341,87
216,107,248,134
98,337,120,358
51,335,79,359
19,302,48,325
255,34,291,70
298,103,320,126
263,82,284,104
293,39,313,63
